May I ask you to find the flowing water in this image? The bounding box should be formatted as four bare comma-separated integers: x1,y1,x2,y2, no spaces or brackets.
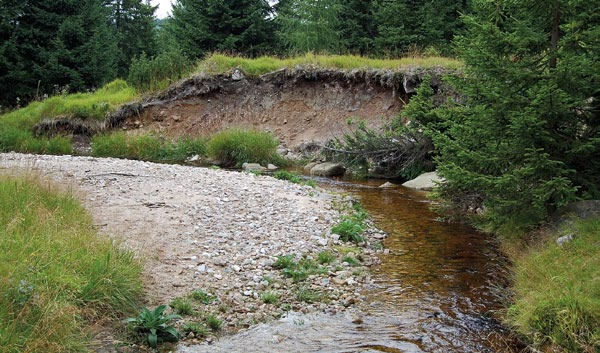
179,176,518,353
317,177,516,352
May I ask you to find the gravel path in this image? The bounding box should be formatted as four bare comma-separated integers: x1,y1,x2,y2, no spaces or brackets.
0,152,384,350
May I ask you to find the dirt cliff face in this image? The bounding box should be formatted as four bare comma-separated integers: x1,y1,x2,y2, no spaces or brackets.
112,68,448,149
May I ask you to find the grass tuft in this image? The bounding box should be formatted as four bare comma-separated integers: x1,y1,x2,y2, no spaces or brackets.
206,128,283,168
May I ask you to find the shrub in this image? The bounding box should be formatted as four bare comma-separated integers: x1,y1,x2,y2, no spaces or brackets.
206,129,283,168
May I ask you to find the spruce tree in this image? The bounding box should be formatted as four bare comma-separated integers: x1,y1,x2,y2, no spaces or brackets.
111,0,158,77
169,0,274,58
275,0,342,54
336,0,375,55
372,0,469,56
0,0,117,105
425,0,600,230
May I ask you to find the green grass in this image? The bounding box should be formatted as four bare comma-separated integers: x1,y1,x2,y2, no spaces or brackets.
206,128,284,168
91,132,206,162
296,287,324,304
182,322,209,337
331,201,368,243
170,297,195,316
198,52,462,76
260,291,279,304
0,79,136,154
0,173,143,352
190,289,217,305
506,218,600,352
205,314,222,332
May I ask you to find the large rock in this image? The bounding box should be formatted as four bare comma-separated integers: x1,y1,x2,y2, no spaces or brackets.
310,163,346,177
242,163,267,172
402,171,442,191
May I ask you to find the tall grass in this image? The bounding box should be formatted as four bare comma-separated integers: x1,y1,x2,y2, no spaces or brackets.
205,128,284,168
198,52,463,76
92,132,206,162
0,173,143,352
507,218,600,352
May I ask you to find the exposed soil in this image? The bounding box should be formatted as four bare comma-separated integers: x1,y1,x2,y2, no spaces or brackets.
107,67,449,149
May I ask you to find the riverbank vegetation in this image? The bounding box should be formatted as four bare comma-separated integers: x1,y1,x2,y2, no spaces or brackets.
0,173,143,352
506,218,600,352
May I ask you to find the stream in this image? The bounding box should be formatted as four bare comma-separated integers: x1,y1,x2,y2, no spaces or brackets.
179,176,518,353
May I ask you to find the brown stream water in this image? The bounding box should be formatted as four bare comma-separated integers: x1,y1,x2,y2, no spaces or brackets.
319,178,516,352
179,177,518,353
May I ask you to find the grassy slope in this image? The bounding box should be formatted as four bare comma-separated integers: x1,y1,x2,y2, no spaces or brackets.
0,80,137,155
506,219,600,352
197,52,463,76
0,173,143,352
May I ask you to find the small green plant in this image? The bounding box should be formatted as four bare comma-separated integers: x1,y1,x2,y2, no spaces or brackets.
190,289,217,305
170,297,195,315
182,322,209,338
273,255,297,269
260,291,279,304
332,217,365,243
296,287,324,303
305,179,317,188
343,256,361,267
126,305,181,348
317,251,336,265
274,170,302,183
282,268,308,283
205,314,223,331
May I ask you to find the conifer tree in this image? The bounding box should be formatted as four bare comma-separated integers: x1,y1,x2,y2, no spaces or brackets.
275,0,341,54
169,0,274,58
111,0,158,77
336,0,375,55
425,0,600,230
0,0,117,106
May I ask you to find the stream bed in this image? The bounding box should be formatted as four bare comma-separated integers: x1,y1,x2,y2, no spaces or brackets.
179,177,518,353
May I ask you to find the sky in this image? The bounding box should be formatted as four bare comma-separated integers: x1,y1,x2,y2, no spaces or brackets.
150,0,173,19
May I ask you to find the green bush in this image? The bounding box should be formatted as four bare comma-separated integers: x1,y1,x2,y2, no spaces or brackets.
331,217,365,243
206,129,283,168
